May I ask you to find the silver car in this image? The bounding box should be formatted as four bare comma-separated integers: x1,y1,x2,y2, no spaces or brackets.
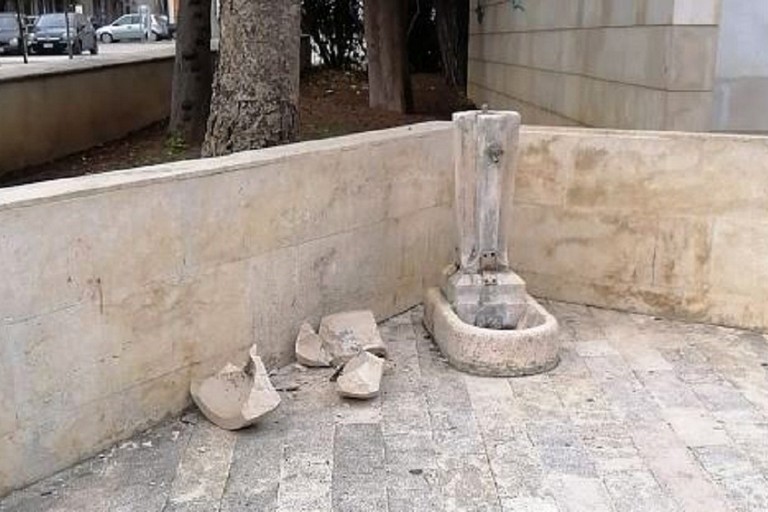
96,13,168,42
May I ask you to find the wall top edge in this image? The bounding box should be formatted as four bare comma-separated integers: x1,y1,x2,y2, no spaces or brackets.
521,124,768,142
3,120,767,213
0,121,452,212
0,46,177,84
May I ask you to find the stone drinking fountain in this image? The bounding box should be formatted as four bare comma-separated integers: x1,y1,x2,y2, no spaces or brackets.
424,110,560,377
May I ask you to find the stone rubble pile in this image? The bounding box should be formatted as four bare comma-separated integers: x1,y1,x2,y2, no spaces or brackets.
192,309,386,430
300,309,386,399
318,310,388,365
190,346,281,431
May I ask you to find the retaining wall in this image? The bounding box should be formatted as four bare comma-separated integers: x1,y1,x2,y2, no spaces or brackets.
0,123,454,495
512,126,768,331
0,50,174,177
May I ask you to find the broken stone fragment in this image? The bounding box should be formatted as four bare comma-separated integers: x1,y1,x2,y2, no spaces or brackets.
295,322,332,367
318,310,387,365
190,346,281,430
336,351,384,399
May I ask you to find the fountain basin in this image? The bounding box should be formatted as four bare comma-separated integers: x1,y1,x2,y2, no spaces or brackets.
423,287,560,377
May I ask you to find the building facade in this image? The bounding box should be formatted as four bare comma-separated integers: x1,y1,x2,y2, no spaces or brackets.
468,0,768,133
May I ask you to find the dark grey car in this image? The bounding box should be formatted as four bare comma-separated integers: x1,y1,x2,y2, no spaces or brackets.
30,12,98,55
0,13,23,55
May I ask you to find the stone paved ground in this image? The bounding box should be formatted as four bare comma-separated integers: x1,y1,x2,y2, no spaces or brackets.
3,302,768,511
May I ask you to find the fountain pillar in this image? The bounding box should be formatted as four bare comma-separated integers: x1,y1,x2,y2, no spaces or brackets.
443,110,528,329
424,110,560,377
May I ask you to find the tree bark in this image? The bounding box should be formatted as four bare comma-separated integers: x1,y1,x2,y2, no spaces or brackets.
364,0,412,113
202,0,301,157
169,0,213,146
435,0,469,90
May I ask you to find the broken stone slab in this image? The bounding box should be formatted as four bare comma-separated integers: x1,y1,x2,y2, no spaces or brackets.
295,321,332,367
190,346,281,430
319,310,387,365
336,351,384,399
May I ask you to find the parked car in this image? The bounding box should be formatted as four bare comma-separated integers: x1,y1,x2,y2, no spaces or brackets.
0,12,24,55
96,13,169,42
29,12,98,55
150,14,170,40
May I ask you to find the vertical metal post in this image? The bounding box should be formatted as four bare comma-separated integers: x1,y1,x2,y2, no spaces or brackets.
14,3,28,64
65,4,72,59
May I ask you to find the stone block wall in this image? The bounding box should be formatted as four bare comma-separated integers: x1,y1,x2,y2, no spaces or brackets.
512,126,768,330
468,0,720,131
0,49,175,178
0,123,454,496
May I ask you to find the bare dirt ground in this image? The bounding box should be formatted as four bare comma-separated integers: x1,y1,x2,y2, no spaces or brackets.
0,71,473,188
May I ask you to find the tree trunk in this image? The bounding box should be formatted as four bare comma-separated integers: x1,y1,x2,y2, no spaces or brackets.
435,0,469,90
202,0,300,157
168,0,213,146
364,0,412,113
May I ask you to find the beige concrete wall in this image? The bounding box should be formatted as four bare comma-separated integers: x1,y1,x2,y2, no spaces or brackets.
0,123,454,496
2,120,767,495
468,0,720,131
0,54,173,177
511,125,768,331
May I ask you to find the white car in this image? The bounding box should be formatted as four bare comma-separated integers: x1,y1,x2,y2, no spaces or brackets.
96,13,169,43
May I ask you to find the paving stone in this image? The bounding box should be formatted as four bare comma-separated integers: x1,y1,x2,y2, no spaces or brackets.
526,422,598,477
694,445,768,511
573,340,620,358
164,422,236,511
509,376,567,421
577,421,645,473
381,391,431,437
621,346,674,373
630,421,731,511
662,407,731,447
464,375,525,439
547,346,592,380
543,474,613,512
385,433,442,511
569,305,608,342
602,470,678,512
332,424,387,512
219,429,282,512
690,381,757,413
637,370,704,409
0,421,189,512
384,431,438,473
484,438,543,497
437,454,501,512
500,495,560,512
333,395,382,425
277,444,333,512
379,328,421,395
5,303,768,512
